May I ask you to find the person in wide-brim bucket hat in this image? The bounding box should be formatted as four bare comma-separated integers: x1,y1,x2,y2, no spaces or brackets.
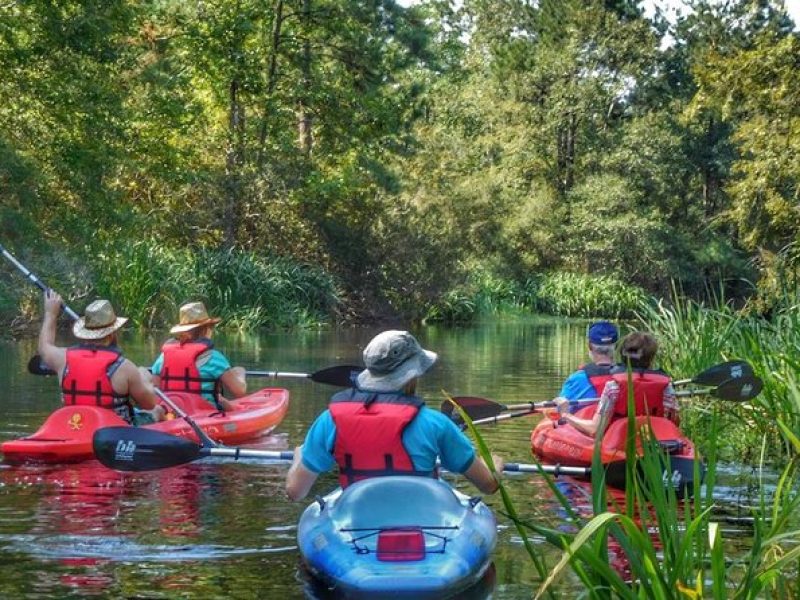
356,330,438,392
169,301,222,334
72,299,128,341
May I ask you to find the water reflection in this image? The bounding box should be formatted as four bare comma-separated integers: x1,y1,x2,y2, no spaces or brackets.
0,320,772,598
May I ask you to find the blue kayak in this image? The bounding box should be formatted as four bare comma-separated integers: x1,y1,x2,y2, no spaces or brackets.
297,476,497,599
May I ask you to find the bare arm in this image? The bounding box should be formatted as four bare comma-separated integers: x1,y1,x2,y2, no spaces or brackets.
286,446,320,501
220,366,247,398
563,412,601,437
38,290,66,375
115,361,158,410
463,454,503,495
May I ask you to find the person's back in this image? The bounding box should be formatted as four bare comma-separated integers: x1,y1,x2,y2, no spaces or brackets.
557,331,678,438
38,291,161,424
150,301,246,412
286,330,502,501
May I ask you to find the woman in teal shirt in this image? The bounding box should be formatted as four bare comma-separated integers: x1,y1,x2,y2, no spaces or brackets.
150,301,246,411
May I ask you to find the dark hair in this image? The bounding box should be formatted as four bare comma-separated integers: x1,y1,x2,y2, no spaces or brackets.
619,331,658,369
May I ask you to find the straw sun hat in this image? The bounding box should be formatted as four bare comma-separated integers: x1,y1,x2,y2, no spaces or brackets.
72,299,128,341
169,301,222,334
356,330,438,393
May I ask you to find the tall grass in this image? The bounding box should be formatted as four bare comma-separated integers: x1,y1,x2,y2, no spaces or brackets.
639,287,800,461
424,270,528,324
532,272,649,319
425,270,649,324
91,240,341,330
451,379,800,598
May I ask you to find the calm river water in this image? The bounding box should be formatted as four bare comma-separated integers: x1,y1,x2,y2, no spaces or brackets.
0,318,760,598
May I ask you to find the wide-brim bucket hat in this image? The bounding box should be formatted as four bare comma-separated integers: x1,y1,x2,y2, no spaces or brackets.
72,299,128,340
356,330,438,393
170,301,222,334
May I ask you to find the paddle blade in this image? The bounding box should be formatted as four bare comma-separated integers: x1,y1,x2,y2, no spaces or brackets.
93,427,206,471
447,396,508,420
714,375,763,401
27,354,56,376
309,365,361,387
692,360,754,386
605,456,703,500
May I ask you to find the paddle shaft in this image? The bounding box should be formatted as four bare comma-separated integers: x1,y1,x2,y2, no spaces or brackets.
503,397,599,413
0,243,79,320
170,447,592,476
152,388,219,448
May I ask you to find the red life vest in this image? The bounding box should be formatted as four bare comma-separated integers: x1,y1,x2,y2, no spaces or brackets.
61,346,131,420
329,389,434,488
160,339,221,403
578,363,616,396
610,369,671,420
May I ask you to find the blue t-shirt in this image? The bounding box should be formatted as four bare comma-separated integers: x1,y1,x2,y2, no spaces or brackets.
151,348,231,404
301,405,476,475
558,370,598,403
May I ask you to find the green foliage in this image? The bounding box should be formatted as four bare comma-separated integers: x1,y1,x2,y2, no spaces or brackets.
640,287,800,461
0,0,796,324
90,240,340,330
455,387,800,598
532,272,648,319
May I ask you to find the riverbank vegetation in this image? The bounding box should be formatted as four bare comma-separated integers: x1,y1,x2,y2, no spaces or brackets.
640,284,800,461
0,1,797,331
459,391,800,598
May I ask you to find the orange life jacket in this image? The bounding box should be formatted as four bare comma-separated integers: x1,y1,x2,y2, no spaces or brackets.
610,368,671,420
61,346,132,421
329,389,435,488
160,339,221,407
579,363,616,396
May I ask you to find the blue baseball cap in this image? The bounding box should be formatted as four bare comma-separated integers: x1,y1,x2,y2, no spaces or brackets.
587,321,618,345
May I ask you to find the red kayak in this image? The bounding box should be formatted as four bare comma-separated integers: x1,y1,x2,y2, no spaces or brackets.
531,406,702,497
1,388,289,464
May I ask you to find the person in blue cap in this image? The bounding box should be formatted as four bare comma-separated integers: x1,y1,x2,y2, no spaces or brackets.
553,320,619,414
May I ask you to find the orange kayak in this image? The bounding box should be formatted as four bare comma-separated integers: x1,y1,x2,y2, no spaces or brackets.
1,388,289,464
531,405,701,497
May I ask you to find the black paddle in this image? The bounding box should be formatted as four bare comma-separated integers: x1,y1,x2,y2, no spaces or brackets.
30,355,359,388
93,426,295,471
673,360,754,386
236,365,360,388
673,375,763,401
93,427,701,497
92,426,594,477
446,369,765,423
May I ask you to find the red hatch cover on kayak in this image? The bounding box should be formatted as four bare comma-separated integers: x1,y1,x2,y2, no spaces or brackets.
377,529,425,562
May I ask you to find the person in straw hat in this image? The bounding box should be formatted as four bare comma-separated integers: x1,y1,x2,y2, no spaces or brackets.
38,290,164,424
286,330,503,501
149,301,246,412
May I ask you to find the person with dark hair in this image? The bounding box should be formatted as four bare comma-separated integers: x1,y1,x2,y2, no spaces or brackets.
38,290,164,424
554,320,619,414
558,331,679,438
150,301,246,412
286,330,502,501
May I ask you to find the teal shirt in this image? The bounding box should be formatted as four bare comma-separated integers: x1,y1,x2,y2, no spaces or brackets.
151,348,231,405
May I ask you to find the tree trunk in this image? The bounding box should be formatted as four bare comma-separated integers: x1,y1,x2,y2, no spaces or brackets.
257,0,284,166
297,0,313,156
223,79,246,248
